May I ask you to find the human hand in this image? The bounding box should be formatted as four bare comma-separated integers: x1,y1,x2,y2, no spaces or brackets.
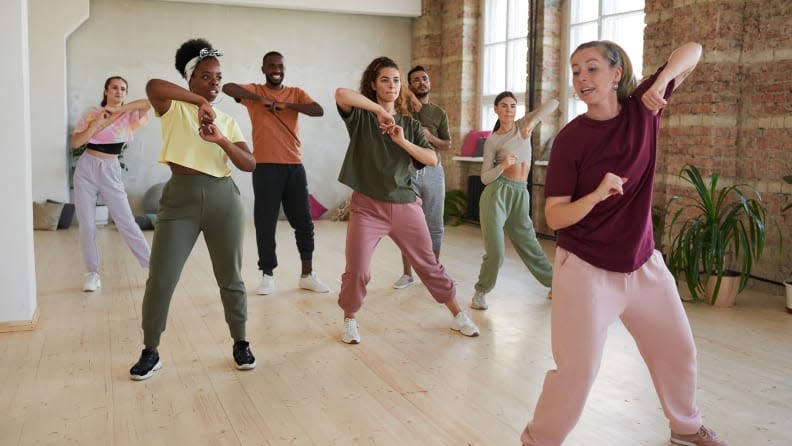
410,95,422,113
103,104,121,114
591,173,629,202
198,102,215,126
381,123,405,144
375,108,396,129
500,153,518,169
641,81,669,115
268,101,287,114
198,122,225,144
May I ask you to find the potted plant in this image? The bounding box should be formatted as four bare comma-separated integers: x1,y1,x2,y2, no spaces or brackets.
666,164,772,306
444,189,467,226
783,174,792,313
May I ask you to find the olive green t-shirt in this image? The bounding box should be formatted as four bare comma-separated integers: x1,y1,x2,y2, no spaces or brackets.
337,105,433,203
411,102,450,142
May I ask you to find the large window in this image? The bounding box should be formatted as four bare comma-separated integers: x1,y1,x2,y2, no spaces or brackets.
481,0,529,130
564,1,645,122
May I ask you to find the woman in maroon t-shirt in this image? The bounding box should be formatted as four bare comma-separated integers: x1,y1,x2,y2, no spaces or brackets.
520,41,729,446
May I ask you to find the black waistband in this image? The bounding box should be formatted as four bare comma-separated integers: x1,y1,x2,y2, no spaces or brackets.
87,142,125,155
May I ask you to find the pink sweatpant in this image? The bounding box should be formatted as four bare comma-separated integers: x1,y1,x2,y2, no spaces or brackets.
338,191,455,314
521,248,702,445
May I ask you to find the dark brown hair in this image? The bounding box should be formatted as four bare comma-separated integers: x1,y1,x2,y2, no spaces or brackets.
101,76,127,107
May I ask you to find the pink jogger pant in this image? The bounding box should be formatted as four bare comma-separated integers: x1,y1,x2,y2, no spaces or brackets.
521,248,702,445
338,191,455,314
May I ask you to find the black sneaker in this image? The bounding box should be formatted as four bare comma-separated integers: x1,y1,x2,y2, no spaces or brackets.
130,349,162,381
233,340,256,370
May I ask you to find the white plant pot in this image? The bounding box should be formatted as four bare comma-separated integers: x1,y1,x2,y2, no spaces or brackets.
784,280,792,314
95,205,109,226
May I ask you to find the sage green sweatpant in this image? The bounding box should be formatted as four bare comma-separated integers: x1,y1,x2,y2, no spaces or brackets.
475,175,553,293
141,174,247,348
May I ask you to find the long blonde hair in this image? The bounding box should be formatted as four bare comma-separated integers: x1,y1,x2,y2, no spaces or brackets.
572,40,638,104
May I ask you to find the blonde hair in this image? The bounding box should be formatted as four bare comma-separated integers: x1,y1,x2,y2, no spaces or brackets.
572,40,638,104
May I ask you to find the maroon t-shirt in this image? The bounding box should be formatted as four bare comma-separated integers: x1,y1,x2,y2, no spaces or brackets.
545,65,674,273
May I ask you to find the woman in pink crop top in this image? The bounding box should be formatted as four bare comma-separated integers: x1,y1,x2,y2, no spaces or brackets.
70,76,152,293
520,41,729,446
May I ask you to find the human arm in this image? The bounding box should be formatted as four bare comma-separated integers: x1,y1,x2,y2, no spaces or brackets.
479,138,517,185
70,110,110,148
103,99,151,115
401,86,422,113
270,101,323,116
641,42,702,115
198,124,256,172
515,99,559,139
544,173,628,230
422,128,450,152
146,79,215,124
382,122,438,167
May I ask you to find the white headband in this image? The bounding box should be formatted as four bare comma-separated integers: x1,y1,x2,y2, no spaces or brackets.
184,48,223,81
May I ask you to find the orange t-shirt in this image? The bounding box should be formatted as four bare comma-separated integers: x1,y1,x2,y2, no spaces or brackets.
239,84,315,164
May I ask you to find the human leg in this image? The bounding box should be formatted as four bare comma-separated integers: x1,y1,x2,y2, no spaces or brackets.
98,157,151,268
620,251,704,435
473,181,508,309
521,248,624,445
252,164,286,277
73,154,101,274
503,185,552,288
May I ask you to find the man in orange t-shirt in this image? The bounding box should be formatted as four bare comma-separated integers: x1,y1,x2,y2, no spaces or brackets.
223,51,329,295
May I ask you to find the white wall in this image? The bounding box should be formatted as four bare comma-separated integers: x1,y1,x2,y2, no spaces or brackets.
1,0,37,324
64,0,413,216
29,0,88,203
161,0,421,17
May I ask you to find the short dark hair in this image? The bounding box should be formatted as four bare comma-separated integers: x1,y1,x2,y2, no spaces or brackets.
262,51,284,65
175,38,216,79
407,65,428,81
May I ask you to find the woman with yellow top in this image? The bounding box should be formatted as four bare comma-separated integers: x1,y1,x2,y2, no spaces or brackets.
129,38,257,381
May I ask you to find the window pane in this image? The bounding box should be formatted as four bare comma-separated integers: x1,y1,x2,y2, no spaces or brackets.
567,97,586,121
483,43,506,95
508,0,529,39
569,22,598,58
482,104,496,131
602,0,644,15
570,0,598,24
601,12,645,79
507,38,528,93
485,0,507,43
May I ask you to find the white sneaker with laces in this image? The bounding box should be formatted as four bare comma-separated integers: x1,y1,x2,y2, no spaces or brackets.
451,311,480,337
298,271,330,293
83,272,101,292
342,318,361,344
257,274,274,295
392,274,415,289
470,291,488,310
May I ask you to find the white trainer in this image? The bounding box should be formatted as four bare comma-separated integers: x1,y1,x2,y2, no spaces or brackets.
470,290,488,310
257,274,275,295
83,272,101,292
342,318,361,344
451,311,480,337
298,271,330,293
392,274,415,289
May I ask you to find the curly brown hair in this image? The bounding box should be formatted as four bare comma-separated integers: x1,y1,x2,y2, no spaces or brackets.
359,56,409,116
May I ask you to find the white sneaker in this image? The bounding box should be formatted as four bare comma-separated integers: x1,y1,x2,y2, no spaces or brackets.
470,291,488,310
342,318,361,344
298,271,330,293
392,274,415,289
257,274,274,295
83,272,101,292
451,311,480,337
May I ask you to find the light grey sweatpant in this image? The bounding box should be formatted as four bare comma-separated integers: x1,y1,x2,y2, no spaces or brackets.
412,164,445,251
73,151,150,273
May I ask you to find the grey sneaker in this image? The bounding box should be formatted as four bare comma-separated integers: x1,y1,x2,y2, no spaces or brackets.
470,290,488,310
392,274,415,289
670,426,728,446
298,271,330,293
450,311,479,337
257,274,274,295
342,318,361,344
83,272,101,292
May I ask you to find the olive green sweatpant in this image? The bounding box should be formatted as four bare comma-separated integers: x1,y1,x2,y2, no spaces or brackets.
475,175,553,293
141,174,247,348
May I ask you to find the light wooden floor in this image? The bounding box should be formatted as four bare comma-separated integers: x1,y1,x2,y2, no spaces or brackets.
3,220,791,445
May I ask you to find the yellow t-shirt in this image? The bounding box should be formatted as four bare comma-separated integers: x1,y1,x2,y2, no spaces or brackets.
157,100,246,177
